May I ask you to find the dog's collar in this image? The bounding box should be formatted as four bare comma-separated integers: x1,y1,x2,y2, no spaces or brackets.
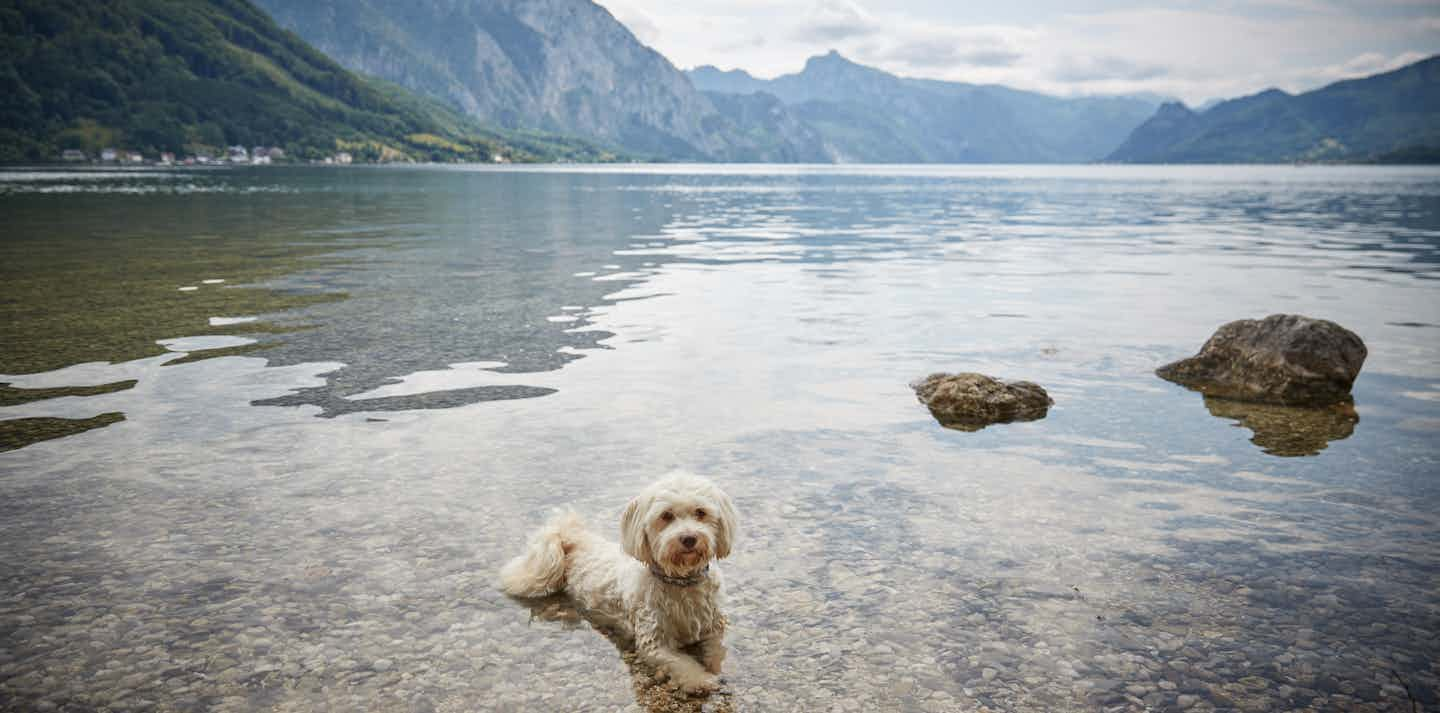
648,563,710,587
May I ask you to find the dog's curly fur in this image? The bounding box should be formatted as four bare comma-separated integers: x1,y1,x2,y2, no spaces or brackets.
500,472,738,694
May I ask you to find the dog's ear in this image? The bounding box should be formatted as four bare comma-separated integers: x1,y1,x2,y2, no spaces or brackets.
711,487,739,560
620,494,653,565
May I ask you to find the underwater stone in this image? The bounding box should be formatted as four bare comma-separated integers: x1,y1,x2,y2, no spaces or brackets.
1157,314,1366,406
910,373,1053,431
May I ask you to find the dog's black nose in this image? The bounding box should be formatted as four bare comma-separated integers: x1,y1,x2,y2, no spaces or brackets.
681,535,697,549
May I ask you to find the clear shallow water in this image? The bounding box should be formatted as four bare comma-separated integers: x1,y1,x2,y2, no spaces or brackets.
1,165,1438,712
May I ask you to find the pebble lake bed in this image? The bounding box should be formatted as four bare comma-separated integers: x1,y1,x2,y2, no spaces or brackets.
1,165,1438,712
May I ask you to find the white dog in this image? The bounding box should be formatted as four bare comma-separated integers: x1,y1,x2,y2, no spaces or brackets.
499,472,738,694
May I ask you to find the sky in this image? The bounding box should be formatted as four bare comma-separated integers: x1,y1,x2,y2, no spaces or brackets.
595,0,1440,105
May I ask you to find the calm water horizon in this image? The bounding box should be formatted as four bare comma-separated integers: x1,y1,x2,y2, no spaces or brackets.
2,164,1438,712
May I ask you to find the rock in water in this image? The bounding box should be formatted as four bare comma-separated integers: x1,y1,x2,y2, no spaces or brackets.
911,373,1053,431
1156,314,1366,406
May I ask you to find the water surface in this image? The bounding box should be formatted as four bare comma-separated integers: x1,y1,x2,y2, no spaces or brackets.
2,165,1438,712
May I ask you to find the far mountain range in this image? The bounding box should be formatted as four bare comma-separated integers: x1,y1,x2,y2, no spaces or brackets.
257,0,1438,164
4,0,1436,164
255,0,1162,162
1108,56,1440,163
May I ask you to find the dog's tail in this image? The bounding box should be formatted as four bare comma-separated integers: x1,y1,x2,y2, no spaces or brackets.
499,509,589,598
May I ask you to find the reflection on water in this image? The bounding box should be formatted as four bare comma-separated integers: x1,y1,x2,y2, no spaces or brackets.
1,165,1439,712
1202,396,1360,456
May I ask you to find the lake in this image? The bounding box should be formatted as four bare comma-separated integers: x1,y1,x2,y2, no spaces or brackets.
1,164,1438,712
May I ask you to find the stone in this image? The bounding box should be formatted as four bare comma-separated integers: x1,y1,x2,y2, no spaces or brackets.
1157,314,1366,406
910,373,1053,431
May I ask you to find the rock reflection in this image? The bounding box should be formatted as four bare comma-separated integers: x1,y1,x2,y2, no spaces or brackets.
1203,396,1359,456
513,595,735,713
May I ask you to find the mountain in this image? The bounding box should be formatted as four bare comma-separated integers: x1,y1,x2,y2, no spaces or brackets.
700,91,831,162
687,66,769,97
1108,55,1440,163
252,0,817,161
689,51,1162,163
0,0,616,163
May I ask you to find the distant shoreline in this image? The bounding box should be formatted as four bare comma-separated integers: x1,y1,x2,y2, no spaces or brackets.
4,159,1440,170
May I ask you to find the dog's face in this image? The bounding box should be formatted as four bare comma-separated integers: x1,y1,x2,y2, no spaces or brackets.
620,472,737,577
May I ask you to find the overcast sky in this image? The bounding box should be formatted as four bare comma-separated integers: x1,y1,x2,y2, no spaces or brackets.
596,0,1440,104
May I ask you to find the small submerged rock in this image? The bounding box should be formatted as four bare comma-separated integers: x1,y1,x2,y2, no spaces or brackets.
1157,314,1366,406
911,372,1053,431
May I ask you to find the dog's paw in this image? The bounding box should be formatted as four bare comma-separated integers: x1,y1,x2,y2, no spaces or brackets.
675,671,721,696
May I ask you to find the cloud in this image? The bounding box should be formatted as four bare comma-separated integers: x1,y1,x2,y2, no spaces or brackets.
1316,50,1431,80
1051,54,1170,82
791,0,879,43
714,34,769,53
596,0,1440,105
875,32,1024,69
602,1,662,47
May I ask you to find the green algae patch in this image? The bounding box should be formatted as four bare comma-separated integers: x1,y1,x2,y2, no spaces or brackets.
0,412,126,452
0,197,358,375
0,380,138,407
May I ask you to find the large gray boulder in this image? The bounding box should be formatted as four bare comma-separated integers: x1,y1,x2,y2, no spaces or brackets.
1157,314,1366,406
911,373,1053,431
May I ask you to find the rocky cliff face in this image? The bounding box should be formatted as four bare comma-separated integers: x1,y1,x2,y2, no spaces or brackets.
700,92,832,162
255,0,759,159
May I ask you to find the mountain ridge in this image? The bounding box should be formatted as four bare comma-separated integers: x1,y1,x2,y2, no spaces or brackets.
1108,55,1440,163
253,0,776,160
689,50,1162,163
255,0,1166,164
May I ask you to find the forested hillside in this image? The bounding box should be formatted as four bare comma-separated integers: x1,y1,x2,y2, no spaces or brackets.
0,0,618,162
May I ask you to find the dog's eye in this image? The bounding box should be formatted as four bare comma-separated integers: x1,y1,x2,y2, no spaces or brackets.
694,508,707,519
659,511,675,523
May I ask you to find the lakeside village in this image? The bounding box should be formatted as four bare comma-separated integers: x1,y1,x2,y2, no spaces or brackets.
57,145,358,166
56,144,517,167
